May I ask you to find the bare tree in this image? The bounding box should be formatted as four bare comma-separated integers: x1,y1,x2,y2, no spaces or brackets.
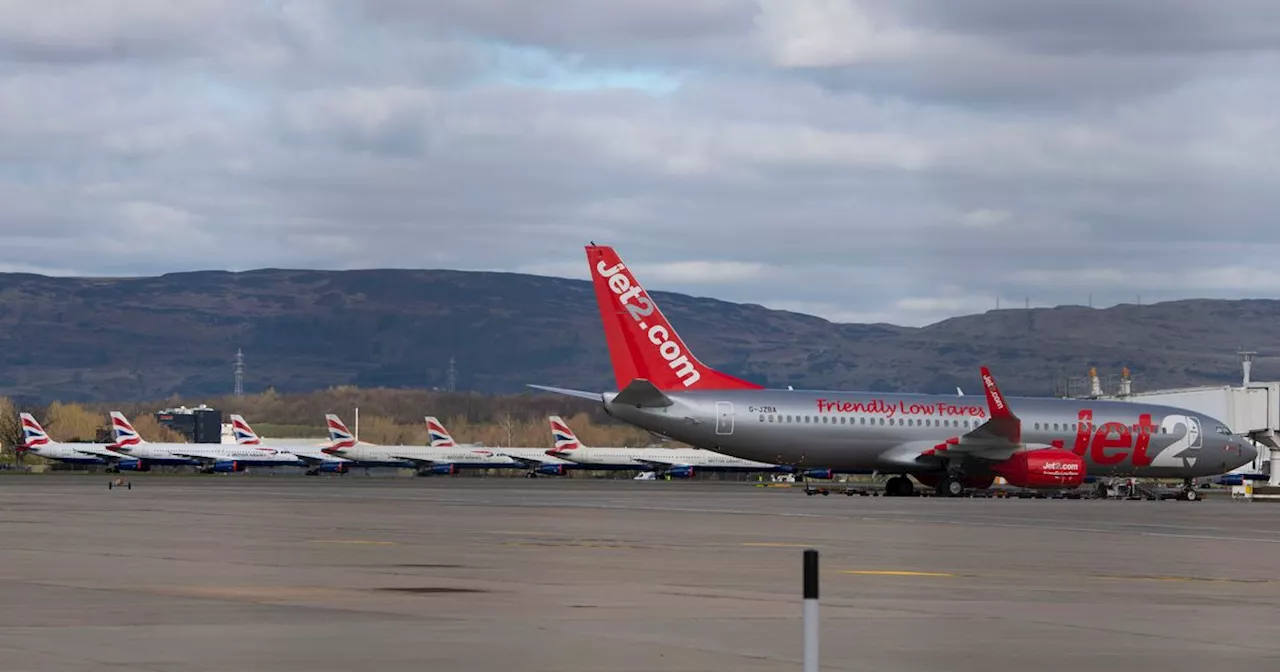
0,397,20,460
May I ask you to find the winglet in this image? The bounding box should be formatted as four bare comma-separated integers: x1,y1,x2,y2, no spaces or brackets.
611,379,674,408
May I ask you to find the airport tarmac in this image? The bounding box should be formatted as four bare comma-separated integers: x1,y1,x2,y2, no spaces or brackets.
2,476,1279,671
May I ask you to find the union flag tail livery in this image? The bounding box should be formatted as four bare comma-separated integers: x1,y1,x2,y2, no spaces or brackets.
425,417,456,448
324,414,358,453
587,245,762,392
229,415,261,445
19,413,51,450
110,411,145,447
548,416,582,453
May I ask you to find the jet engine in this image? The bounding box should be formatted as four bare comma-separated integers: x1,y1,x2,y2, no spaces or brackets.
992,449,1085,489
666,465,695,478
536,464,568,476
802,468,834,480
212,460,245,473
118,459,151,472
317,461,348,474
428,464,458,476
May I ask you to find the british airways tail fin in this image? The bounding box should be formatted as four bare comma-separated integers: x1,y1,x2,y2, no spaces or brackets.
425,417,456,448
324,414,358,453
586,245,762,392
229,415,261,445
548,416,585,453
19,413,51,450
109,411,147,447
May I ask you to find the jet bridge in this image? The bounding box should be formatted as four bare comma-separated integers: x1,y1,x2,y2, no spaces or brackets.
1102,353,1280,485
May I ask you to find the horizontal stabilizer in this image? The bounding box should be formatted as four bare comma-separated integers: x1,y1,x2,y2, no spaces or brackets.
526,384,604,401
612,379,674,408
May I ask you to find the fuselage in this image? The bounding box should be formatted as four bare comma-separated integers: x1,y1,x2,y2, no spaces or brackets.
24,443,112,465
604,389,1256,479
117,443,301,467
551,446,784,472
327,444,519,469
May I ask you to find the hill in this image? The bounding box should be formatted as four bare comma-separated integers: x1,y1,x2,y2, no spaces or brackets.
0,268,1273,403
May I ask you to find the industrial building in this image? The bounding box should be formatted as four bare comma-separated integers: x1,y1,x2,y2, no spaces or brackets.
154,405,223,444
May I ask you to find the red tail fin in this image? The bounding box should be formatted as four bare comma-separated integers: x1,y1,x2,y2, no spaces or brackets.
586,245,762,391
979,366,1014,420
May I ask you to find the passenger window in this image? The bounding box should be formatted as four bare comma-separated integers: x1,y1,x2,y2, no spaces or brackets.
878,418,885,425
768,415,774,423
759,414,765,422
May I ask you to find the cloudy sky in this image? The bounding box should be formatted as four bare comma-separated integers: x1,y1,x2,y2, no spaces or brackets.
2,1,1278,326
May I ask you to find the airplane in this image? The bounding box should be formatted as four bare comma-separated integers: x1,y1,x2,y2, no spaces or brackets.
424,416,578,476
108,411,302,473
15,413,130,467
543,415,794,478
228,415,351,475
530,244,1257,499
321,414,521,475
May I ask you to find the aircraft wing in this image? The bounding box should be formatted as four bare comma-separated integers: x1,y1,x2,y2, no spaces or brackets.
168,450,228,464
920,367,1029,462
631,456,683,468
71,445,131,461
505,454,556,467
289,449,350,465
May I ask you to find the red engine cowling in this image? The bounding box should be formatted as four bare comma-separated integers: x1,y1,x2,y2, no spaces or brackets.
992,449,1086,489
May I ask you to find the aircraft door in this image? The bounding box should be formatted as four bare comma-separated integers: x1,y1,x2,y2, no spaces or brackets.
715,402,734,435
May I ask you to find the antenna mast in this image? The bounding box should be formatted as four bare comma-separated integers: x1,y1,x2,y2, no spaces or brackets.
233,349,245,397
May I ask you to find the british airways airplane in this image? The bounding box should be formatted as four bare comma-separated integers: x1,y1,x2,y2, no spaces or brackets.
423,416,579,476
533,245,1257,499
543,415,794,478
16,413,129,466
108,411,302,472
228,415,350,475
321,414,520,475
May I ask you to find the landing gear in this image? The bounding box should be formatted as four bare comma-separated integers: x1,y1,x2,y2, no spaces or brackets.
1178,478,1201,502
935,477,965,497
885,475,915,497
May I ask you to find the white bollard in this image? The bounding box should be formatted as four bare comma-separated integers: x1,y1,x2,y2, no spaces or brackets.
804,549,819,672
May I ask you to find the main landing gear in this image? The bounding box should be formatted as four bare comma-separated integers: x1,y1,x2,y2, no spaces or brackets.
935,477,965,498
884,475,915,497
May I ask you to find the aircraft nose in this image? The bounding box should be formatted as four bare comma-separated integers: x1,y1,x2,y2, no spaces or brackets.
1239,440,1259,465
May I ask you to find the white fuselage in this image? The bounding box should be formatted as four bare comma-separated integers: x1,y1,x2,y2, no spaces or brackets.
327,443,519,468
117,442,301,467
553,446,780,470
25,443,115,464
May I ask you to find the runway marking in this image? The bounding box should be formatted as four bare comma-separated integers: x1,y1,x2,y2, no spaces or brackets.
1093,574,1273,584
840,570,956,577
307,539,398,546
741,542,812,548
501,540,642,549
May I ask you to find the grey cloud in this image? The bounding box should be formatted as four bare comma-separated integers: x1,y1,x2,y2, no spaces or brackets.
0,1,1278,327
356,0,759,59
892,0,1280,55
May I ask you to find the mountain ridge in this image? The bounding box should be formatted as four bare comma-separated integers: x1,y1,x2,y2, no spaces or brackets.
0,267,1271,403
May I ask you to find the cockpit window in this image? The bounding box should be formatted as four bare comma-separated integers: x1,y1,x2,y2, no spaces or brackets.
1216,425,1232,435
